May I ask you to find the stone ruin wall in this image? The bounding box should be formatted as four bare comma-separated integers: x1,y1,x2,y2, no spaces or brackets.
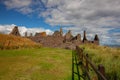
9,26,99,49
9,26,21,36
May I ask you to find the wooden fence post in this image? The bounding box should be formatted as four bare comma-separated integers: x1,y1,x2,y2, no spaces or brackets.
72,51,74,80
86,54,89,71
98,64,105,80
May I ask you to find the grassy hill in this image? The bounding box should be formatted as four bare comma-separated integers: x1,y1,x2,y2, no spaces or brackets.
0,34,72,80
80,44,120,79
0,47,72,80
0,33,120,79
0,34,41,49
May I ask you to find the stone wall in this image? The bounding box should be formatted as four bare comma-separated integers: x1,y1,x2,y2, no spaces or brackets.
35,32,46,37
29,28,99,49
9,26,21,36
10,26,99,49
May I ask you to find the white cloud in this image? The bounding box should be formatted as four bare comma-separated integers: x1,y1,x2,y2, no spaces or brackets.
42,0,120,27
4,0,32,9
2,0,120,45
0,24,15,34
63,26,116,45
18,7,33,14
41,0,120,45
3,0,33,14
0,24,53,36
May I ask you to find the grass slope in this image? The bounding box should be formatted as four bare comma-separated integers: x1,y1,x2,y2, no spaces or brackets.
0,47,72,80
80,44,120,80
0,34,40,49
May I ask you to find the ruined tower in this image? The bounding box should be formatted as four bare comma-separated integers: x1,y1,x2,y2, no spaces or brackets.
30,33,33,37
25,32,27,37
60,27,63,36
82,30,87,43
76,34,81,41
53,31,61,37
9,26,21,36
94,34,99,45
52,27,63,37
64,30,73,42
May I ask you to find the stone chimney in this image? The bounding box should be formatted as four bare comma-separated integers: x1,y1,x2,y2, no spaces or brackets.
94,34,99,41
64,30,73,42
76,34,81,41
30,33,33,37
82,30,87,42
68,30,71,34
25,32,27,37
60,27,63,36
94,34,99,45
9,26,21,36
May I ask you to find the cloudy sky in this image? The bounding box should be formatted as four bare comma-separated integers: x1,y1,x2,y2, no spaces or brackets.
0,0,120,46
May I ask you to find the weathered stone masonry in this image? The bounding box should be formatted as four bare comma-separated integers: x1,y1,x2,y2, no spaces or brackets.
10,26,99,49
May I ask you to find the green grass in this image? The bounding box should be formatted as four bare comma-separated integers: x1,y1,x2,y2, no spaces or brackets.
0,47,72,80
80,44,120,80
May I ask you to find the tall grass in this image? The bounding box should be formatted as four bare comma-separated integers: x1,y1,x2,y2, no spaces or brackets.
0,34,41,49
80,44,120,80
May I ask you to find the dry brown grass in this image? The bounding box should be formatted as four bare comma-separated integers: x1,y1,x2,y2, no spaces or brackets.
0,34,41,49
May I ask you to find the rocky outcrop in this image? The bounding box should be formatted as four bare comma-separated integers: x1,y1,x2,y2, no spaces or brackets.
9,26,21,36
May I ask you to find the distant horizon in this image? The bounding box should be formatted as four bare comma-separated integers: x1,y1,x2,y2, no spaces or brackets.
0,0,120,46
101,44,120,48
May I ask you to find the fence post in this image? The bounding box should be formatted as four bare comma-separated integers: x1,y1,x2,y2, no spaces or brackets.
72,51,74,80
80,48,83,62
86,54,89,71
98,64,105,80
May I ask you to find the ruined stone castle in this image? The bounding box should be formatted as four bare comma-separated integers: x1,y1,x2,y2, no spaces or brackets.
10,26,99,49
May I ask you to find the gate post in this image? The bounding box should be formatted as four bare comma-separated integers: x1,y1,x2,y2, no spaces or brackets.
86,54,89,71
98,64,105,80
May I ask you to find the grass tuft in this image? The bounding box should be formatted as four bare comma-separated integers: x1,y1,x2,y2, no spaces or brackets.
80,44,120,80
